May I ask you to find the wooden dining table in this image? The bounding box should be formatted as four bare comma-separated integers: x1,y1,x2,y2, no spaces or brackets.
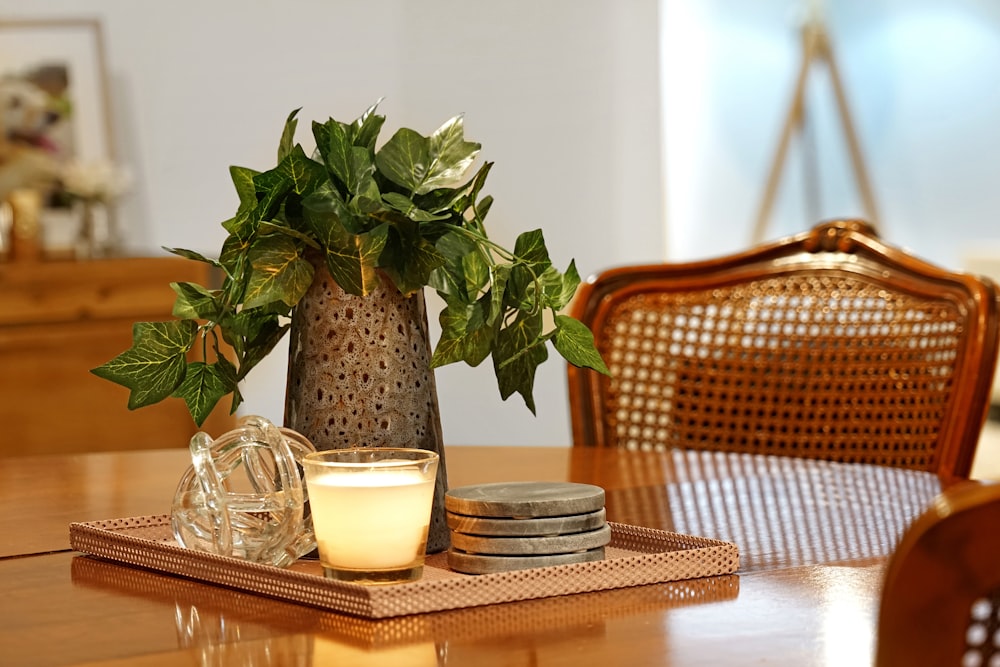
0,444,945,666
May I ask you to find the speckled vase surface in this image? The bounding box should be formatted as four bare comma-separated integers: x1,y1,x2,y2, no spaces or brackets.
284,257,449,553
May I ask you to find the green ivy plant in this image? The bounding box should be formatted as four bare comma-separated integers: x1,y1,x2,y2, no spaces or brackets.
92,102,609,426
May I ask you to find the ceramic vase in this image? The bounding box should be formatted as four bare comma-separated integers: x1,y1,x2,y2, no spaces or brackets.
284,255,450,552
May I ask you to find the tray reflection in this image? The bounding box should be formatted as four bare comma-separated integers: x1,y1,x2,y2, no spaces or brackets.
71,553,738,663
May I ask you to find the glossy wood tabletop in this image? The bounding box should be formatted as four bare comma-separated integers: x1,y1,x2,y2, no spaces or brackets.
0,445,944,666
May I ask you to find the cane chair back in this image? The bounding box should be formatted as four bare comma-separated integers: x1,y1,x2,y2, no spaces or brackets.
568,219,1000,481
876,481,1000,666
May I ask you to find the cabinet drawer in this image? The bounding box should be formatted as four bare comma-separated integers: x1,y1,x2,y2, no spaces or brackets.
0,257,236,456
0,256,215,326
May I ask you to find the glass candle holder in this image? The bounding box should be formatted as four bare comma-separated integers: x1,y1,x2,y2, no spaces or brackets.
302,448,439,585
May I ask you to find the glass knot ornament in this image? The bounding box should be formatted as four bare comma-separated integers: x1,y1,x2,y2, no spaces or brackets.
171,415,317,568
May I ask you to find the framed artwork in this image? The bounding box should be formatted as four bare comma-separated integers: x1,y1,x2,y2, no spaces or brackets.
0,18,121,257
0,17,115,164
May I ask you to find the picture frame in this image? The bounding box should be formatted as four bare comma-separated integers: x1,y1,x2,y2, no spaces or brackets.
0,17,120,257
0,17,116,163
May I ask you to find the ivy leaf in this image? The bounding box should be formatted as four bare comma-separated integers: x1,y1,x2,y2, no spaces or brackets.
375,127,429,194
315,117,377,196
172,361,231,426
353,177,383,213
492,311,547,413
506,229,554,310
281,144,327,196
429,231,479,301
344,147,377,195
431,297,493,368
443,161,493,217
506,265,535,312
251,145,323,224
514,229,552,269
91,320,197,409
488,264,511,325
322,225,389,297
231,165,260,209
312,120,334,169
219,235,250,287
303,187,388,295
221,165,261,239
237,316,289,379
214,344,238,386
253,167,293,222
221,310,289,382
553,315,610,374
214,352,242,415
382,192,450,222
429,339,463,369
462,250,490,298
430,229,489,300
430,313,466,368
170,281,220,320
317,119,353,189
350,99,385,151
414,185,466,217
461,297,494,366
380,219,445,295
305,182,368,233
162,246,224,270
221,206,255,239
375,115,481,196
258,220,321,249
277,108,300,162
314,103,385,173
528,262,580,311
424,115,481,193
475,193,494,223
242,235,314,309
548,260,581,310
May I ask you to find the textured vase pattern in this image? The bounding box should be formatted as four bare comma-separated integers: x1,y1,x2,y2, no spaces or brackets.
284,259,449,552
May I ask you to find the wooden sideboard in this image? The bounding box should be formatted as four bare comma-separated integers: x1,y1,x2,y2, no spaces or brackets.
0,256,236,456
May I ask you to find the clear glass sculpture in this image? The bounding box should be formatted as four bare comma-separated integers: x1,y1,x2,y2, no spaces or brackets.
171,415,317,568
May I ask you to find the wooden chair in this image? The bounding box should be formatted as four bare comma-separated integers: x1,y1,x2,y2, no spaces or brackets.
876,480,1000,666
567,219,1000,482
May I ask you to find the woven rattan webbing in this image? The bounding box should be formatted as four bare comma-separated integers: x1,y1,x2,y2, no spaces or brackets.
569,220,1000,480
602,273,959,465
964,589,1000,666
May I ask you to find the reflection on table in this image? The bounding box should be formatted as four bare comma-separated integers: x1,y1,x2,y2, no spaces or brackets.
569,447,941,571
0,445,947,666
71,553,739,665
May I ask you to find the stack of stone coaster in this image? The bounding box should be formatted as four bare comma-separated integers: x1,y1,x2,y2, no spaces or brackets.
444,481,610,575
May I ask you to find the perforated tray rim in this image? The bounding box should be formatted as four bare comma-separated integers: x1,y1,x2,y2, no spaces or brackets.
69,515,739,619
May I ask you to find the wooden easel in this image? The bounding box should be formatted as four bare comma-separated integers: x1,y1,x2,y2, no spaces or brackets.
751,19,879,243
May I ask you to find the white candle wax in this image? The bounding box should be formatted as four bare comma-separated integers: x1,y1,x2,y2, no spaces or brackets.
308,467,435,570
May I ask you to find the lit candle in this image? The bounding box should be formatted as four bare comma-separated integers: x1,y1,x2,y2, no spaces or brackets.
302,448,439,584
309,468,434,569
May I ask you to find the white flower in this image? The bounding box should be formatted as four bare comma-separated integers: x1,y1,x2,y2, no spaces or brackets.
61,159,132,203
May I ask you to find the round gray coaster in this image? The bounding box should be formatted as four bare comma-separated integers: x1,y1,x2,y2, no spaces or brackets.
449,524,612,556
447,546,606,575
444,481,605,518
447,507,607,537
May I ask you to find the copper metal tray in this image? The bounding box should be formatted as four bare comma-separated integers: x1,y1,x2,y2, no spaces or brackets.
69,515,739,619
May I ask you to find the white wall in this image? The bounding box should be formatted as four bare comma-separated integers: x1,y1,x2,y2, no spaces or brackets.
13,0,999,447
662,0,1000,268
7,0,665,446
